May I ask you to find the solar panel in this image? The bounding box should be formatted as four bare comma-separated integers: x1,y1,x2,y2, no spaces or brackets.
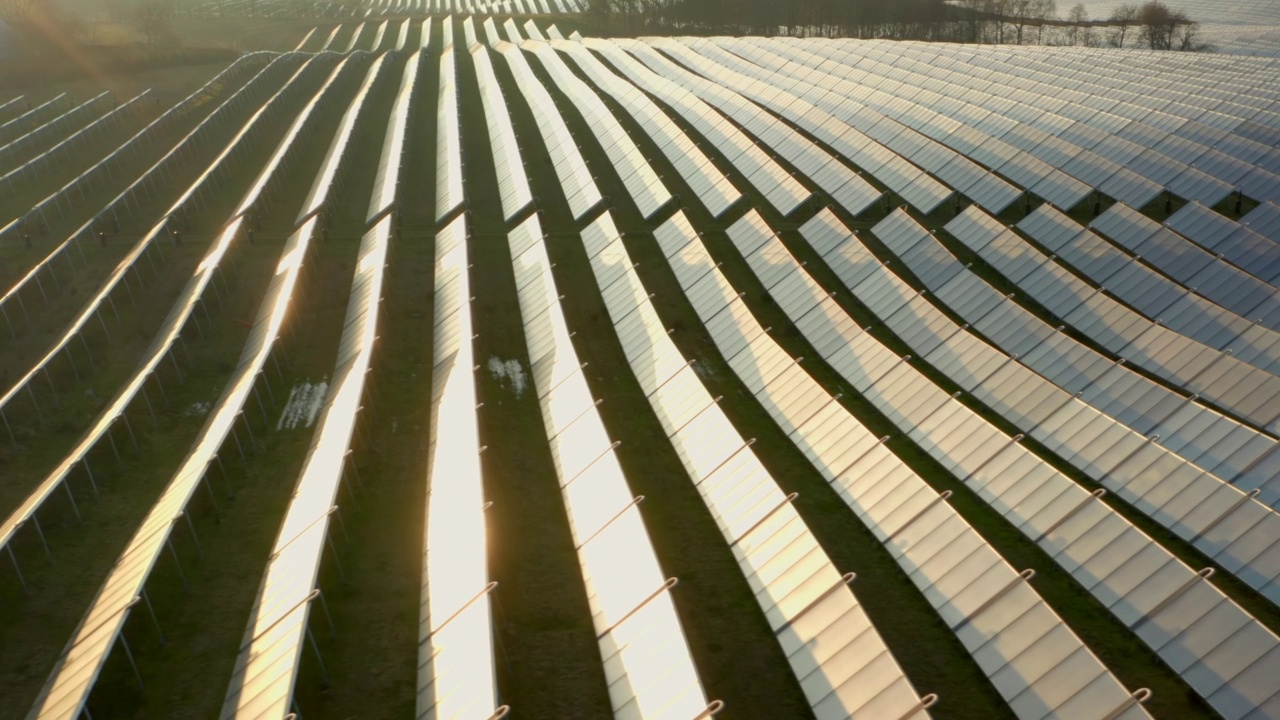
523,41,671,220
222,208,391,718
651,39,892,215
368,52,421,223
0,90,149,237
719,212,1150,718
945,206,1280,434
472,45,533,221
25,53,358,718
1020,206,1280,379
556,40,740,218
508,213,712,718
784,208,1280,719
0,92,112,174
0,94,71,148
495,41,601,221
419,213,500,720
1243,201,1280,243
597,40,810,217
584,211,932,719
0,53,311,558
435,47,465,223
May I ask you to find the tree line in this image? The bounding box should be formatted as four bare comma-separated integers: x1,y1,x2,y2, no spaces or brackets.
583,0,1210,51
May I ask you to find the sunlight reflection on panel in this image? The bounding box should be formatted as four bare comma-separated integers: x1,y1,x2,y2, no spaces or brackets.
221,206,390,717
752,207,1280,719
494,41,601,221
26,52,364,720
587,38,810,218
580,211,931,720
507,215,710,718
419,214,499,720
686,211,1152,719
472,45,532,222
555,39,740,219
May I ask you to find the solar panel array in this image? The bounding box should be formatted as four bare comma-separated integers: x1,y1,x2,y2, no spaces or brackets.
7,14,1280,720
193,0,584,18
420,211,500,720
24,52,361,720
219,50,401,719
508,213,711,718
583,210,934,719
1,51,302,558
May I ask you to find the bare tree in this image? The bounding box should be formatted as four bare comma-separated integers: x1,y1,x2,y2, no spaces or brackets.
1107,2,1139,46
1065,2,1086,44
1174,19,1210,51
1005,0,1034,44
132,0,175,44
1031,0,1055,44
1137,0,1192,50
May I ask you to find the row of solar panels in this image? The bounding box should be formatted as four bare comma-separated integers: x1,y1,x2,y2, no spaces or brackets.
11,17,1280,719
422,40,496,718
244,19,1280,712
0,91,151,203
880,41,1280,136
0,92,114,179
0,95,72,149
473,31,713,715
307,17,429,53
190,0,582,18
223,47,409,719
679,37,1279,215
453,19,1121,712
446,22,921,717
0,51,276,322
22,48,391,719
463,24,1280,718
665,206,1147,720
0,51,290,461
363,0,583,14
